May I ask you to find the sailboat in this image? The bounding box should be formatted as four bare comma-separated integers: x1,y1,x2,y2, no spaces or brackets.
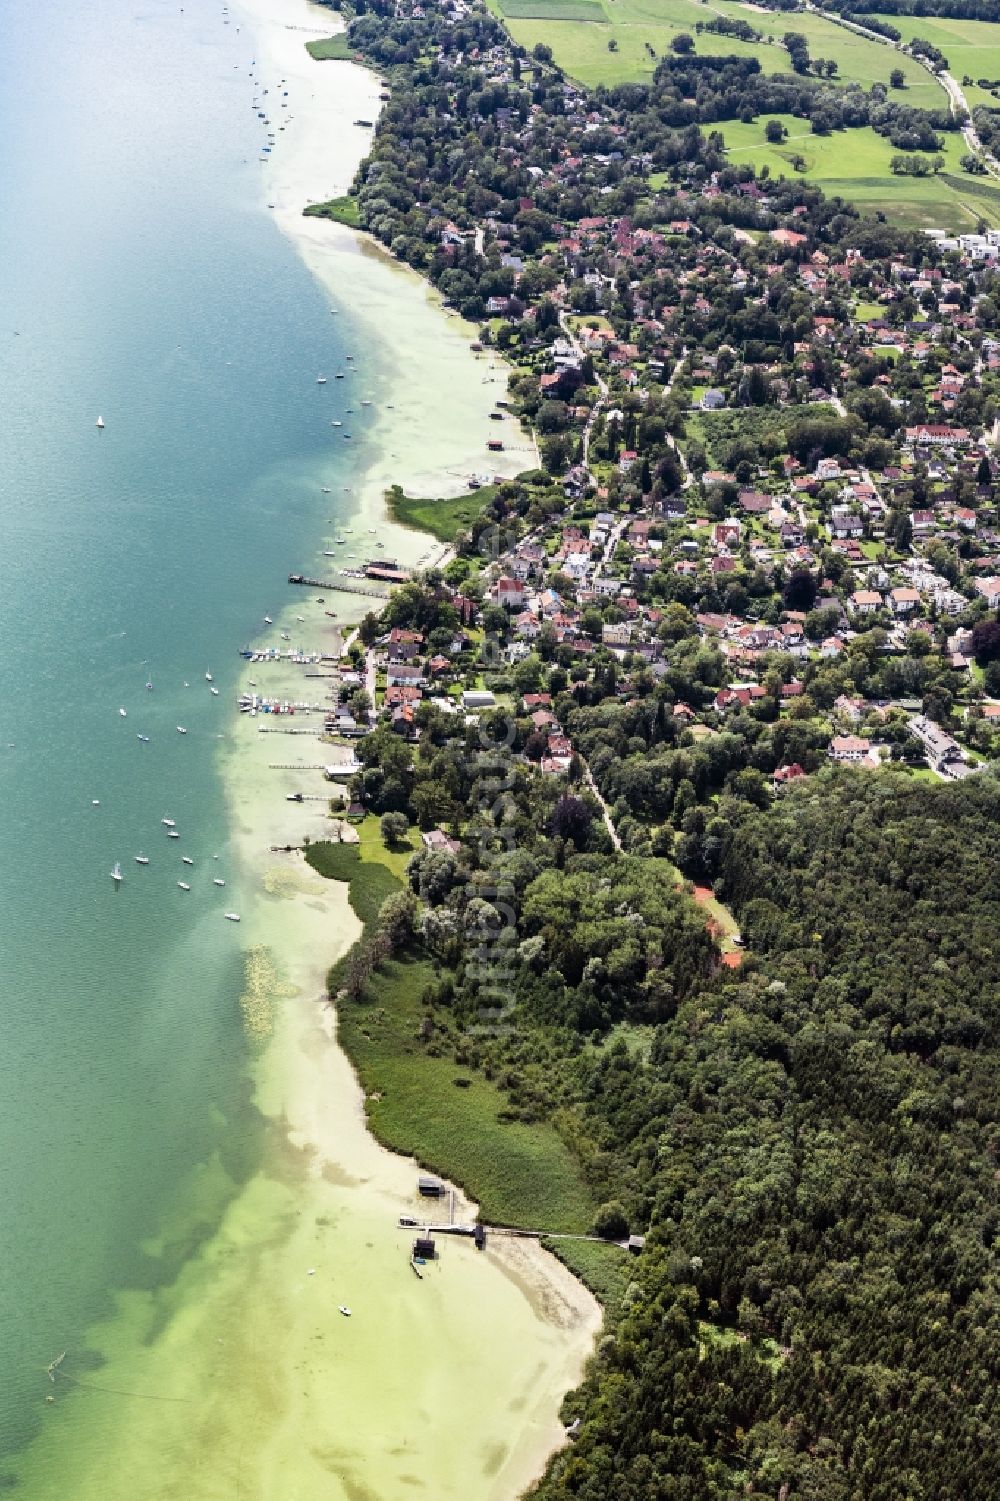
111,861,123,883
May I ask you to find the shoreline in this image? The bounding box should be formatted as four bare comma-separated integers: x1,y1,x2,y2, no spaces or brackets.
219,0,598,1493
235,0,535,564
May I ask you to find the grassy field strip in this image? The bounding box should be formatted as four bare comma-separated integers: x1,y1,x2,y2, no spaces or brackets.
870,12,1000,110
716,114,1000,229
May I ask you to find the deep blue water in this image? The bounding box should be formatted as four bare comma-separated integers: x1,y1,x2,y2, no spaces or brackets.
0,0,368,1464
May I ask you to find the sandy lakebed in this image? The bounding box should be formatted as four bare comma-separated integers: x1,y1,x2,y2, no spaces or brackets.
6,0,600,1497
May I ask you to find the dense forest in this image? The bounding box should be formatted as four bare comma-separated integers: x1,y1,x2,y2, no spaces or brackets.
526,773,1000,1498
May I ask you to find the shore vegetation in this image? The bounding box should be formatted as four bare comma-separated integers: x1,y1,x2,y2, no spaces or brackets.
305,34,355,60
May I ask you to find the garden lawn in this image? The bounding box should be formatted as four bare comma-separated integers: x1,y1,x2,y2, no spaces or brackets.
355,813,422,880
854,300,887,322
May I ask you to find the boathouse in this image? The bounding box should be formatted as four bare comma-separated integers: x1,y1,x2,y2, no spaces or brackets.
418,1175,444,1197
413,1236,436,1260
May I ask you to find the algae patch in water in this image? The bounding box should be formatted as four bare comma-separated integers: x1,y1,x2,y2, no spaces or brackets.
240,945,296,1042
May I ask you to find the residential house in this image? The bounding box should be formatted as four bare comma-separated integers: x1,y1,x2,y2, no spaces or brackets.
828,734,873,763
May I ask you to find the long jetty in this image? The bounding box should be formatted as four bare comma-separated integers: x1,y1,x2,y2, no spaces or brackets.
288,573,389,600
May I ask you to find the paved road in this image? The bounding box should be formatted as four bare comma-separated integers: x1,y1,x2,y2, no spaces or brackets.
558,311,607,467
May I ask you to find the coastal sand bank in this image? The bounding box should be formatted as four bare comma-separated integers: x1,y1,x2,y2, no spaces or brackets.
236,0,537,581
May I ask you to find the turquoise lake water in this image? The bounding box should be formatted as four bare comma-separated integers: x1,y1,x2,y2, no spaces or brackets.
0,0,378,1471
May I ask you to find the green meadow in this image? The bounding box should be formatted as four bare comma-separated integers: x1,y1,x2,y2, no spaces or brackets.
496,0,939,101
870,13,1000,108
386,481,498,542
717,115,1000,230
340,955,598,1231
304,194,361,227
305,35,355,60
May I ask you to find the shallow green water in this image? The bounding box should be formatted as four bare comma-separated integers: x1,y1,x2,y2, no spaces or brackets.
0,0,379,1472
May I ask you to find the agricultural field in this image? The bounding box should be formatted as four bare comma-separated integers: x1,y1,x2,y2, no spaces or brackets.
495,0,939,102
716,114,1000,230
870,13,1000,109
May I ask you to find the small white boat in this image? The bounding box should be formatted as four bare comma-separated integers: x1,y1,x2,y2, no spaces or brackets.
135,855,149,865
224,912,241,922
92,799,101,807
213,878,226,887
316,375,327,384
205,670,213,682
322,486,331,493
146,680,153,690
331,420,342,427
177,881,191,891
339,1305,351,1318
137,734,150,743
161,817,176,827
111,862,123,883
210,686,220,696
176,726,187,734
119,707,127,718
182,856,194,866
167,830,180,839
264,615,273,625
96,415,105,429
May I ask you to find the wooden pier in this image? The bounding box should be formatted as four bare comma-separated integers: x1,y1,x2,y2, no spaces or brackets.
288,573,389,600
